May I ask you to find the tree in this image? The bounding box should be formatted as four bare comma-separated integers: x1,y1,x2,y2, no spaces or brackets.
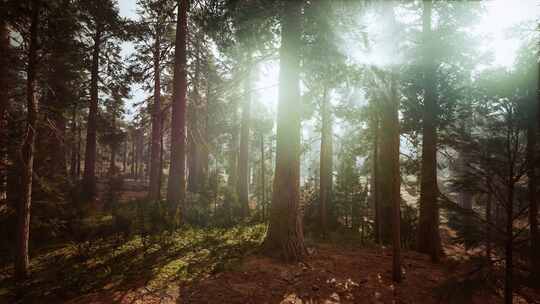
263,0,307,262
0,7,10,201
416,0,441,262
525,52,539,283
131,0,174,201
15,0,40,280
35,0,86,198
237,54,251,218
167,0,188,222
80,0,125,198
368,70,402,283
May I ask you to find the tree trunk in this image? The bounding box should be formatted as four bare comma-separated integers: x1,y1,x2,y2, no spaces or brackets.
238,56,252,219
416,0,441,262
486,193,492,259
319,88,332,238
166,0,188,221
148,32,162,201
158,115,164,201
0,19,9,200
16,0,39,280
260,133,266,220
372,115,382,244
122,137,127,173
228,98,239,191
82,26,102,198
263,0,307,262
109,104,117,175
70,107,78,181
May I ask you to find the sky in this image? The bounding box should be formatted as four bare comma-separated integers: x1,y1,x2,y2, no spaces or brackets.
118,0,539,118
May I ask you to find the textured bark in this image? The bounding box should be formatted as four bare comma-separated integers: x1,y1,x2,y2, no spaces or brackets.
263,0,307,262
108,103,117,175
166,0,188,220
16,0,39,280
228,98,239,191
130,132,136,177
238,57,252,218
148,32,162,201
82,26,102,198
187,45,206,194
319,89,333,238
0,19,9,200
416,0,441,262
376,71,401,281
70,107,78,181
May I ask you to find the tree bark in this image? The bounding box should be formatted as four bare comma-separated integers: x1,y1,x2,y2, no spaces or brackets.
82,25,102,198
0,18,9,200
108,101,117,175
238,56,252,219
319,88,332,238
148,31,162,201
166,0,188,221
263,0,307,262
416,0,441,262
16,0,39,280
260,133,266,220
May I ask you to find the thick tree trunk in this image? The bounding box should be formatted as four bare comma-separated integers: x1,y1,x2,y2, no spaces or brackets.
70,107,78,181
166,0,188,221
319,89,332,238
378,73,401,281
82,27,102,198
238,57,252,219
228,98,239,191
122,138,127,173
109,105,117,175
389,76,401,283
416,0,441,262
16,0,39,280
158,116,164,201
148,33,162,201
131,132,136,177
263,0,307,262
0,19,9,200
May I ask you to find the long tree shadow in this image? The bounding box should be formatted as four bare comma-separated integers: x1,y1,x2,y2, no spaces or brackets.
0,223,266,303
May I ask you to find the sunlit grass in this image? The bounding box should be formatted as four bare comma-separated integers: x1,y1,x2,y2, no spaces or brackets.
0,224,267,302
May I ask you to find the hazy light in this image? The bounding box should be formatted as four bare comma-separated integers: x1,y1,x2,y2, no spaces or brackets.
475,0,538,67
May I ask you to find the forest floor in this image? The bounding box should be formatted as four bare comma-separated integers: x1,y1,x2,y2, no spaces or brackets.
1,180,539,303
3,231,527,304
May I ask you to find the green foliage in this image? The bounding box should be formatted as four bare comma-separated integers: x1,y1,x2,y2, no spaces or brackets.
0,221,266,302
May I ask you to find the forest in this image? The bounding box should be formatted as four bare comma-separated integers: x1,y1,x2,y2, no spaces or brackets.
0,0,539,303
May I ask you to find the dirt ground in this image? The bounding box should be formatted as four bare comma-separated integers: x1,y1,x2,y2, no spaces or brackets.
68,244,505,304
179,245,499,304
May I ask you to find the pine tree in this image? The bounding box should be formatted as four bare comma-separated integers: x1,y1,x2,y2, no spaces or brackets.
167,0,189,222
263,0,307,262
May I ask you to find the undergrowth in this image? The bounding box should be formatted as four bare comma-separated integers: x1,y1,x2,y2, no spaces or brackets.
0,223,266,303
